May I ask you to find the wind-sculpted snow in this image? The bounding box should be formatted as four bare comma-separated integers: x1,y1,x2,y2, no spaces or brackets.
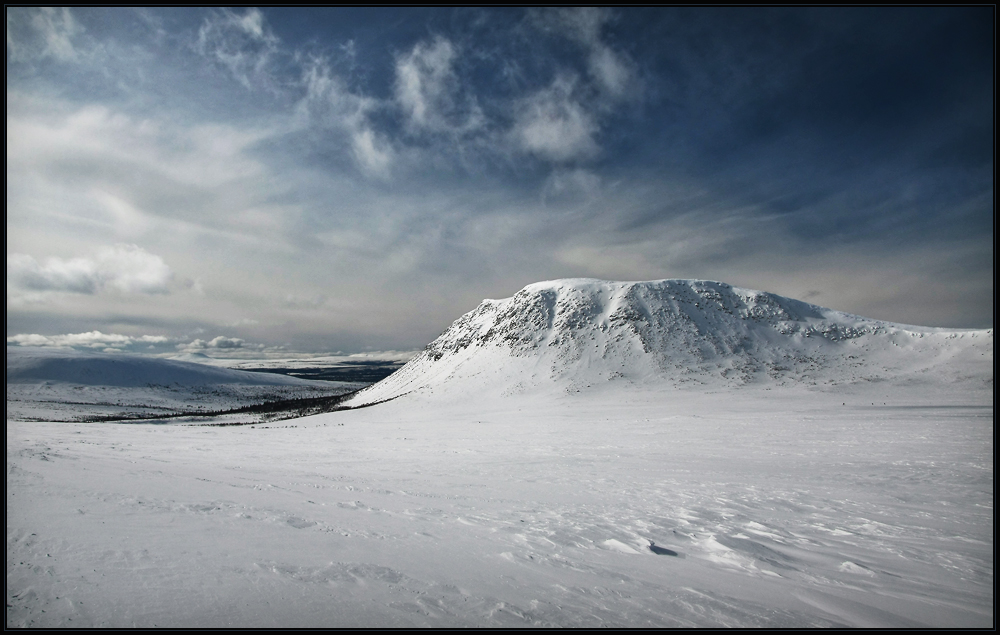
350,279,992,405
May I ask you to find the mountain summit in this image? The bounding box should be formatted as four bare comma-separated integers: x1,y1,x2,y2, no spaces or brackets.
349,279,992,405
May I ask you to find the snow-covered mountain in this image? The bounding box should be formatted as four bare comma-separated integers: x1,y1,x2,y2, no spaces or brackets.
349,279,992,405
6,346,314,387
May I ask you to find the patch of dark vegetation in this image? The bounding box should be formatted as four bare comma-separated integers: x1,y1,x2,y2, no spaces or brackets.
198,421,260,427
238,361,404,383
77,388,406,425
77,391,355,424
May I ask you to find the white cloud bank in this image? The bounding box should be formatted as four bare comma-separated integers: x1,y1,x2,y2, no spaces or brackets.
7,331,170,349
7,244,173,304
6,331,277,358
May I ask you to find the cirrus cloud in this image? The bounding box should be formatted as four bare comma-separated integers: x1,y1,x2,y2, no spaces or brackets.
394,36,484,136
5,7,84,63
195,8,280,91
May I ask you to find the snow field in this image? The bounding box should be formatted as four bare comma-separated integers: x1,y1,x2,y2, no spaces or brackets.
6,388,992,627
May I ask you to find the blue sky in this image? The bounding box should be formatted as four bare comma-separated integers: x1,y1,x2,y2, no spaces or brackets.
6,7,994,357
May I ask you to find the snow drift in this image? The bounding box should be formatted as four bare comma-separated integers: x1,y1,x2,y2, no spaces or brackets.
348,278,992,405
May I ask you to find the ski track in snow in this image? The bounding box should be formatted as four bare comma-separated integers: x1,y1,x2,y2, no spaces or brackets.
5,279,994,627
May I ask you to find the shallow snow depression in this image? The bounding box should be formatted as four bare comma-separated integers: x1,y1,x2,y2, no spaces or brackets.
6,279,994,627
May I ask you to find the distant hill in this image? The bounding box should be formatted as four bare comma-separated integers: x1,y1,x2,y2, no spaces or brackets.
6,346,318,387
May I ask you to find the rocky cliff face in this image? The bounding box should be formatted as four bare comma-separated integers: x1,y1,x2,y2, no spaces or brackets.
349,279,992,405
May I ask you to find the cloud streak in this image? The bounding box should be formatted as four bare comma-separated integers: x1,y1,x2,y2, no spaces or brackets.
296,55,393,176
394,36,484,137
6,7,83,63
534,8,639,103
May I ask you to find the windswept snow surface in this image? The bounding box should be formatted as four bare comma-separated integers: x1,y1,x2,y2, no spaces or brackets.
6,280,994,627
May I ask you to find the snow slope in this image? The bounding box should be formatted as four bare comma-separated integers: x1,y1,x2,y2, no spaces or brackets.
349,279,992,406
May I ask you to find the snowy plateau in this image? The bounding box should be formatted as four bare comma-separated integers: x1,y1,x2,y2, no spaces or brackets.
6,279,994,627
